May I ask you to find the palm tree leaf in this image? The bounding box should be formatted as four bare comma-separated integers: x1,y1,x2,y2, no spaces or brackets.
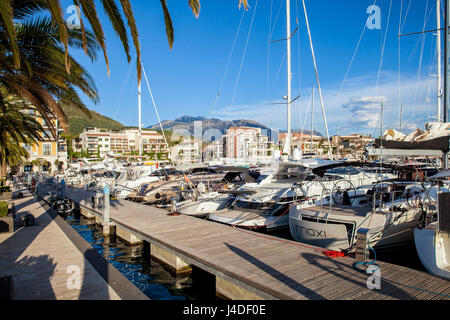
159,0,174,49
71,0,88,55
11,0,48,20
100,0,130,62
77,0,110,76
45,0,71,72
239,0,248,9
118,0,141,81
188,0,200,18
0,1,21,68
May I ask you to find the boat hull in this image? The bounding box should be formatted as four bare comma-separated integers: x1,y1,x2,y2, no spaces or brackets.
414,226,450,279
289,204,421,251
177,196,232,218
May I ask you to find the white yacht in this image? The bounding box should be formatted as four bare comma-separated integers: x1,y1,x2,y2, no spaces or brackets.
414,170,450,279
174,168,260,218
114,165,160,198
289,163,445,252
208,160,389,230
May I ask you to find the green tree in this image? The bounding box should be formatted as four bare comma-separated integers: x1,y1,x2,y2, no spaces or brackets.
0,14,100,135
1,0,248,85
0,97,45,178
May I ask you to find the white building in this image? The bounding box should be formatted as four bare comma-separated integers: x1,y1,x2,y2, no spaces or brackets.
224,127,273,160
170,138,202,164
78,127,169,157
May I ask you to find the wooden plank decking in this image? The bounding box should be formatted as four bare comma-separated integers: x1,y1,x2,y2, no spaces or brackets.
49,185,450,300
0,186,147,300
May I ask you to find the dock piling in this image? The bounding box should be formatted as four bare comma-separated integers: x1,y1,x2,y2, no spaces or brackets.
103,184,110,237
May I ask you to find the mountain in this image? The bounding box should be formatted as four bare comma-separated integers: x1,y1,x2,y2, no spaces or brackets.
146,115,270,138
61,104,125,136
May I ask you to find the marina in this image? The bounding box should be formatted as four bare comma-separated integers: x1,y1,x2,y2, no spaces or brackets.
15,182,446,300
1,0,450,305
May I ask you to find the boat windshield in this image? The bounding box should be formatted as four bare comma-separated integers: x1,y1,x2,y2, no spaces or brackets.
325,166,360,175
255,174,269,183
232,200,274,210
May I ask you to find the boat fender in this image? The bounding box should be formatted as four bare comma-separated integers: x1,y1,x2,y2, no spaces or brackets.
322,250,345,258
155,192,161,199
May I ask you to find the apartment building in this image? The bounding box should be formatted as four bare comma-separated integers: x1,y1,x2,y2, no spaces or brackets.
332,134,374,157
224,127,273,159
78,127,169,157
170,138,203,164
278,132,323,154
21,109,68,173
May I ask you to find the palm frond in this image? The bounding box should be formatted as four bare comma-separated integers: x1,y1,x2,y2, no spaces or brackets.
188,0,200,18
100,0,130,62
118,0,141,81
159,0,174,49
0,1,20,68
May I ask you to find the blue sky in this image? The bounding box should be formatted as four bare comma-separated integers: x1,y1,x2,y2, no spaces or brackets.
62,0,439,137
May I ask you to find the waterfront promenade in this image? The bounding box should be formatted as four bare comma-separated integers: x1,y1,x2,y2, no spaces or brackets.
0,186,147,300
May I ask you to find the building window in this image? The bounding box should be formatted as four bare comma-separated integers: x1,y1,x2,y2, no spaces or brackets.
42,130,49,139
43,144,52,156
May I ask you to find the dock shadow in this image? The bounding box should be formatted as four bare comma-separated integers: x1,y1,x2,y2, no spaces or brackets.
20,190,114,300
0,216,57,299
78,248,112,300
11,255,57,299
224,243,326,299
300,252,415,300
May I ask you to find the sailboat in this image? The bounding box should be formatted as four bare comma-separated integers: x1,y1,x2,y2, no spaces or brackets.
413,0,450,279
278,0,332,160
208,1,399,230
288,0,450,254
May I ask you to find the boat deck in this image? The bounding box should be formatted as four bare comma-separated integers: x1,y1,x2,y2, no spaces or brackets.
303,205,372,217
209,208,269,224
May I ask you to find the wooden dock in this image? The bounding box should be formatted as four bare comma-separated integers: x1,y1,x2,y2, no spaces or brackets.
0,186,147,300
43,184,450,300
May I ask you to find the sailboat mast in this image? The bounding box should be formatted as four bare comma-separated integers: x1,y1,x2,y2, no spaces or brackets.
138,80,142,157
311,86,314,154
445,0,449,123
438,0,443,122
444,0,449,168
286,0,292,156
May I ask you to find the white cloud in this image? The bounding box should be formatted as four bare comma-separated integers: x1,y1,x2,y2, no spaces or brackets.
341,96,386,128
210,69,437,136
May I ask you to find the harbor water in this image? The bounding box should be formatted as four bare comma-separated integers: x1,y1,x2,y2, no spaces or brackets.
61,206,427,300
63,209,216,300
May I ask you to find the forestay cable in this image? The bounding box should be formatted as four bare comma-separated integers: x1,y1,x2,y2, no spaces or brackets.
141,63,171,159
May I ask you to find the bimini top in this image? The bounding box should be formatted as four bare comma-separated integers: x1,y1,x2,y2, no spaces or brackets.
374,136,450,151
221,170,260,183
311,161,416,178
429,169,450,179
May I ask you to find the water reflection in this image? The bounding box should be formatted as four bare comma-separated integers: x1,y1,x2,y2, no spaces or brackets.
64,212,213,300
